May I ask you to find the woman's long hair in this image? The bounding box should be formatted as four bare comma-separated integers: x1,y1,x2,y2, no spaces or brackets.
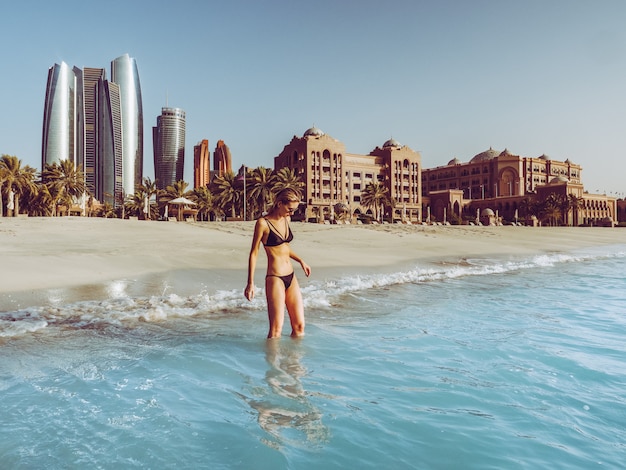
269,187,302,213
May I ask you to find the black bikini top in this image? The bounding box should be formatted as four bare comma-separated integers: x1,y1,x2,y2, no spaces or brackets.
264,218,293,247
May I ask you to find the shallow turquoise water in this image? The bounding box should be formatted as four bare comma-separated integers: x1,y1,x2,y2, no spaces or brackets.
1,246,625,469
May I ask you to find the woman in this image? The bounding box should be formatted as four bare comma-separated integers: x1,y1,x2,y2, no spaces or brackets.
245,188,311,338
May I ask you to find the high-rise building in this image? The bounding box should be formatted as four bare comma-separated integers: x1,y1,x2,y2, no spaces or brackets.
193,139,210,188
42,62,80,169
42,54,143,206
81,67,106,195
98,81,123,206
153,107,186,190
213,140,232,177
111,54,143,197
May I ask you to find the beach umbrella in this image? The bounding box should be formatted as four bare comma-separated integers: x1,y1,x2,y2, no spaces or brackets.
168,197,196,205
168,197,196,221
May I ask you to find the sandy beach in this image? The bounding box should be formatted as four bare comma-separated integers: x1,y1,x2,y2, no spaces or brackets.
1,217,624,303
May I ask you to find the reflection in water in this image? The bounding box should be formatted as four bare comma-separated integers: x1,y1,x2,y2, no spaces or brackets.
244,339,329,449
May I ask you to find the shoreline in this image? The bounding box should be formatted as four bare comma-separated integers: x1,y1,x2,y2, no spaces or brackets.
1,217,624,310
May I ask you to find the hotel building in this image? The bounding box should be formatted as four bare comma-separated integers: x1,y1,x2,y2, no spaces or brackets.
153,107,186,190
422,148,616,226
271,128,616,226
274,126,422,222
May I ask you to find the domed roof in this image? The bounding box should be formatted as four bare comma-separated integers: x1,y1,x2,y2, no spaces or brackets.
550,176,569,184
383,138,402,149
448,157,461,165
303,126,324,137
470,147,500,163
538,154,551,160
481,208,495,216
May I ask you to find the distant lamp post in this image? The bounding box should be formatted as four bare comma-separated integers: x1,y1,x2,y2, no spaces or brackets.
243,166,246,221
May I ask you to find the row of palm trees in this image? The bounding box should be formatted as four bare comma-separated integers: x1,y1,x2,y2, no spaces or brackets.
518,193,582,226
0,154,311,221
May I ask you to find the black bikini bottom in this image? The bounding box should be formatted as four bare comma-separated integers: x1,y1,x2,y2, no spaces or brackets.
266,271,295,290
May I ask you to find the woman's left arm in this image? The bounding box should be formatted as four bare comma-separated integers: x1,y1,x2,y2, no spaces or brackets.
289,249,311,277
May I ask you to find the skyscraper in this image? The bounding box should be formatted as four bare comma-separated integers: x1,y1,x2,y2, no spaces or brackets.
213,140,232,177
42,62,80,168
98,80,123,206
111,54,143,197
81,67,106,195
153,107,186,190
42,54,143,206
194,139,210,188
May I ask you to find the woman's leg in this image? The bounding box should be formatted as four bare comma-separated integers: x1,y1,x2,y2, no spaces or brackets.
265,276,286,338
285,276,305,337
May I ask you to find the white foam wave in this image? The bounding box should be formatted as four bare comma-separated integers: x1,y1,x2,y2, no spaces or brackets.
1,248,623,339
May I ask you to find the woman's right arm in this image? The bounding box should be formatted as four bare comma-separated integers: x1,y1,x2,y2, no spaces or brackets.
245,219,265,301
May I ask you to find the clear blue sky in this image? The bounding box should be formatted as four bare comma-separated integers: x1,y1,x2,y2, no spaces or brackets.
2,0,625,196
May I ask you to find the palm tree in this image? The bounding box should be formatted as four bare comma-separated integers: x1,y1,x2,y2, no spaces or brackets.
247,166,275,218
191,186,215,221
212,171,240,219
1,155,37,217
161,180,192,221
101,202,117,218
161,179,191,200
273,167,303,192
41,160,86,216
361,182,391,222
541,193,564,226
135,177,158,220
0,157,7,217
125,189,150,218
568,193,581,226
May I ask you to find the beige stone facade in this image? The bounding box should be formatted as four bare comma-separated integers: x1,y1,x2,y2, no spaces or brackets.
421,148,616,226
274,127,422,223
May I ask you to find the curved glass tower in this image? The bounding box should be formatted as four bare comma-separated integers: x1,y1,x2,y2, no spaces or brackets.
153,107,186,190
111,54,143,196
98,81,123,206
42,62,80,168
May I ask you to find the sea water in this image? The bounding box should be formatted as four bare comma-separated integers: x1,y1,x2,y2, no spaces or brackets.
1,244,626,469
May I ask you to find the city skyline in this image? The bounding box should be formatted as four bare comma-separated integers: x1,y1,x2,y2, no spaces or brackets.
2,1,625,197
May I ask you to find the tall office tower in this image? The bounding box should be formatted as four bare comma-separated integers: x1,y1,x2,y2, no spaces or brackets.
153,107,186,190
42,62,81,168
98,81,123,206
81,67,106,195
111,54,143,196
213,140,232,177
193,139,210,188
